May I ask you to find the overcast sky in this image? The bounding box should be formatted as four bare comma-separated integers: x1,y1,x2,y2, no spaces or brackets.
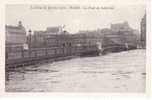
6,4,146,34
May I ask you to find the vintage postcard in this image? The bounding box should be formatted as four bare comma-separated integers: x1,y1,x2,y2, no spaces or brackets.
0,0,151,95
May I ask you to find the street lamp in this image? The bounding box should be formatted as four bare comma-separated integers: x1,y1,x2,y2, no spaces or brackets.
28,29,32,57
28,29,32,49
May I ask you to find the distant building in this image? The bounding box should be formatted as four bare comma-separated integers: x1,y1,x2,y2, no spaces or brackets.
46,26,62,34
103,32,137,48
31,30,54,48
140,13,146,48
31,26,68,48
102,22,138,47
99,28,112,35
6,21,26,51
111,22,132,32
73,30,103,47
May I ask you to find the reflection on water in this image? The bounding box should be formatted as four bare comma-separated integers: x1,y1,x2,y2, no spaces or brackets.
6,50,146,92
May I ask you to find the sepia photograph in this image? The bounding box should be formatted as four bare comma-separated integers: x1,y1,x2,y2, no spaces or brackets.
5,4,146,92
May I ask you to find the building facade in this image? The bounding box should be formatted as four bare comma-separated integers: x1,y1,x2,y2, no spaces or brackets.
30,26,65,48
73,30,103,46
111,22,132,32
140,13,146,48
6,21,27,51
108,22,138,47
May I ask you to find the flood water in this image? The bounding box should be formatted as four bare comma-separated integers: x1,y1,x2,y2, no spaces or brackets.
5,50,146,92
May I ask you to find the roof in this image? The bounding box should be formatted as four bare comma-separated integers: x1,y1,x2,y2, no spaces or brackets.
6,25,26,34
46,26,60,33
6,25,22,30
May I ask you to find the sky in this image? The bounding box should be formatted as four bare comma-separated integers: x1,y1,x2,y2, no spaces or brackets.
5,4,146,34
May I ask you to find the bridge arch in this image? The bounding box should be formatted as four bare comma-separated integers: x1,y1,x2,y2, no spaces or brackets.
101,45,128,55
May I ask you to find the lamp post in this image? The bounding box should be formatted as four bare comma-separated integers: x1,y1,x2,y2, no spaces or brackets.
28,29,32,48
28,29,32,57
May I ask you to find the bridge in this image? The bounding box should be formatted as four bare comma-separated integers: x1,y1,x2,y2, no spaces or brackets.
6,42,137,69
100,45,128,55
94,39,137,55
79,44,133,56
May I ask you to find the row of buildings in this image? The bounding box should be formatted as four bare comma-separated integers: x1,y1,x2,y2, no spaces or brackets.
5,14,146,52
28,21,139,48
